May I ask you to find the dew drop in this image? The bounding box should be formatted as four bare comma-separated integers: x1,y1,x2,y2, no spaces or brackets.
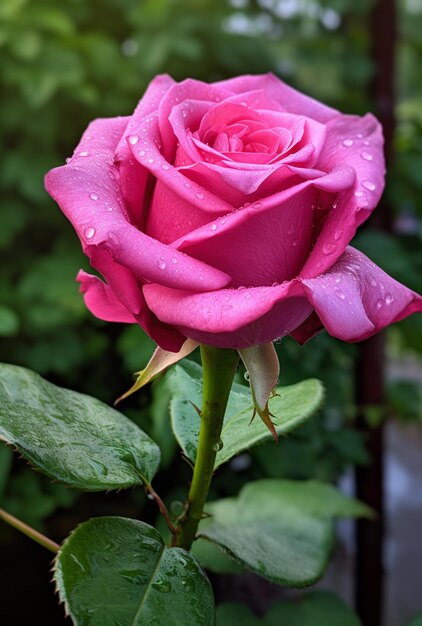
244,371,250,381
220,218,226,225
323,242,336,254
147,158,154,164
196,192,204,199
272,282,279,287
128,135,139,145
354,190,364,198
89,192,99,201
184,182,191,188
334,228,343,241
356,133,364,139
85,227,95,239
363,139,371,146
171,257,178,264
292,239,298,247
213,439,224,452
157,258,166,270
362,180,376,191
376,299,383,309
385,293,394,304
139,150,146,157
210,223,217,231
161,163,170,170
361,151,373,161
343,139,354,147
252,201,262,209
79,150,89,157
334,288,346,300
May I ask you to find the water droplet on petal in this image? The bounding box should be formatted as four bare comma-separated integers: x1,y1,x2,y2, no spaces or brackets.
196,192,204,199
79,151,89,157
210,223,217,231
171,257,178,264
376,299,383,309
252,201,262,209
147,158,154,164
323,242,337,254
85,227,96,239
362,180,376,191
334,288,346,300
354,190,364,198
161,163,170,170
89,192,98,201
361,151,373,161
139,150,146,157
157,258,166,270
128,135,139,145
334,228,343,241
184,182,191,189
343,139,354,147
292,239,298,247
385,293,394,304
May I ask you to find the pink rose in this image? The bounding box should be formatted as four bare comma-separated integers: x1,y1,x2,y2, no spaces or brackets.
45,74,421,352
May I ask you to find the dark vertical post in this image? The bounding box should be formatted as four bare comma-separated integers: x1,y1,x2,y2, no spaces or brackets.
354,1,397,625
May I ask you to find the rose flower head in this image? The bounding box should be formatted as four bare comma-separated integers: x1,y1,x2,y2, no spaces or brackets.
45,74,421,426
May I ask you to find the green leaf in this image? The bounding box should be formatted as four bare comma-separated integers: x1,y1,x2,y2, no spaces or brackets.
217,591,361,625
198,479,371,587
192,538,244,575
0,363,160,490
168,361,324,469
55,517,215,626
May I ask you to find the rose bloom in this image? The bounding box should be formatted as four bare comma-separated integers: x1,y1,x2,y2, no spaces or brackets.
46,74,421,353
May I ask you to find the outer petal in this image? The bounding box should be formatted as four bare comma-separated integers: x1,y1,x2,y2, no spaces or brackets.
77,270,136,323
45,118,230,293
115,75,176,224
143,281,312,349
302,114,385,278
213,73,339,123
300,246,422,341
172,169,356,288
174,183,316,287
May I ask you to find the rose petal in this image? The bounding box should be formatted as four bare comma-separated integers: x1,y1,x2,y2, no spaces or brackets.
158,78,233,160
115,75,175,224
302,114,385,278
77,270,136,323
300,246,422,341
290,312,323,344
173,183,316,287
143,280,312,349
45,118,231,293
84,248,185,352
213,73,339,123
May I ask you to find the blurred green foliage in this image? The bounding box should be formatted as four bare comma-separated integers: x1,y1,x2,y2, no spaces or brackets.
0,0,421,541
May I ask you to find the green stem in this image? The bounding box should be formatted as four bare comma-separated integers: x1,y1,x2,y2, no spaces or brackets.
0,507,59,553
176,345,239,550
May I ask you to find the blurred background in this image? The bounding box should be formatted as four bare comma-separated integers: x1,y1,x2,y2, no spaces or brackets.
0,0,421,625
